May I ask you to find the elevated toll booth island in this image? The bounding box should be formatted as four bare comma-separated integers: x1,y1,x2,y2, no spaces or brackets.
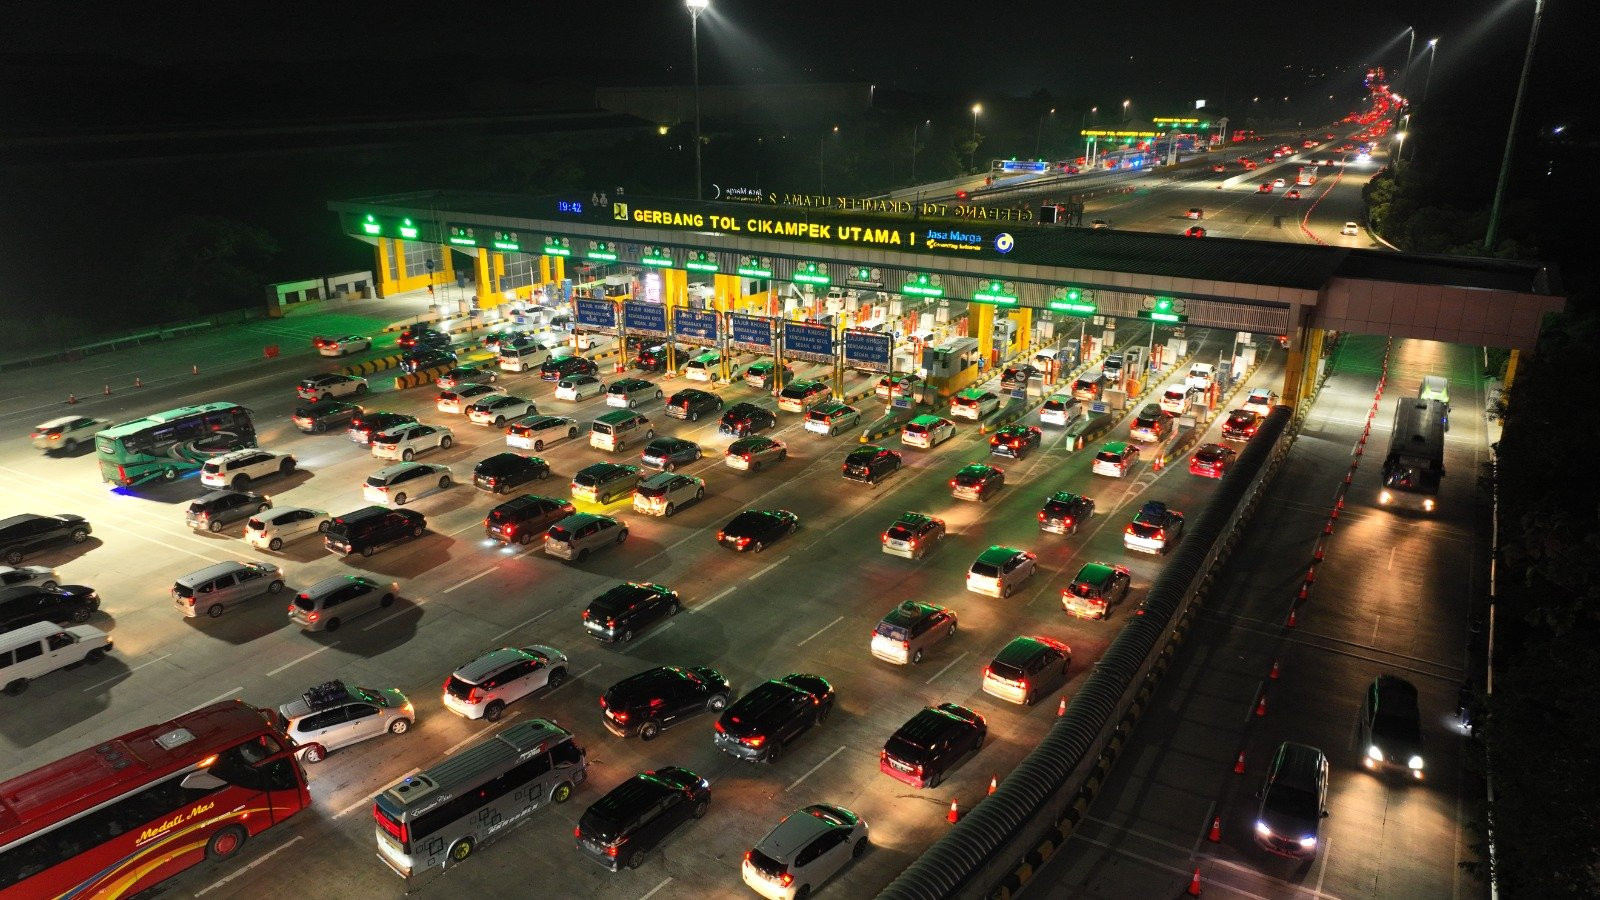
330,191,1562,406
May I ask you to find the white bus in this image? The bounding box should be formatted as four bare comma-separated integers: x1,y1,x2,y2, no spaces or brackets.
372,719,587,878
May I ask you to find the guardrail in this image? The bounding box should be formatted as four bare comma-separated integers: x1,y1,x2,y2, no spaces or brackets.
0,313,254,373
878,406,1296,900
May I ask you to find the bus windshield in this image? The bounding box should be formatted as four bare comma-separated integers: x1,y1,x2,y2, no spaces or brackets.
96,402,255,486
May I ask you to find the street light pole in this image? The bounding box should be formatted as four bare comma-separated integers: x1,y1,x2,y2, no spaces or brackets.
911,119,929,181
1081,106,1097,166
1035,107,1055,157
1487,0,1546,252
1421,39,1438,105
686,0,709,201
1402,26,1416,97
970,104,982,171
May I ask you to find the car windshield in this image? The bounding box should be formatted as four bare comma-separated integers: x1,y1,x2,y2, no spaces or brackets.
970,562,999,578
1267,784,1320,822
1044,501,1072,516
1068,581,1099,599
886,525,915,540
747,848,787,881
293,595,316,611
1129,522,1164,538
1095,451,1121,463
637,482,670,498
875,622,910,642
885,732,934,760
956,471,984,485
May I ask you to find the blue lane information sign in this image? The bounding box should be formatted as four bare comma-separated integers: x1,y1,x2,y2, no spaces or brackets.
729,314,775,352
673,308,719,346
843,330,893,373
783,321,834,364
622,302,667,337
575,298,617,332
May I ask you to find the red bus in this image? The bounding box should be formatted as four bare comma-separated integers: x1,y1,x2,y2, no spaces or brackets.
0,702,310,899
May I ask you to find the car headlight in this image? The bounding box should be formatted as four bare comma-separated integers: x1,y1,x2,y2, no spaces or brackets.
1367,745,1384,761
1408,755,1425,771
1254,821,1272,837
1298,835,1318,850
1378,490,1392,504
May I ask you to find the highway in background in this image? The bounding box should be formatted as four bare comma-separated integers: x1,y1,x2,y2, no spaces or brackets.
0,303,1292,898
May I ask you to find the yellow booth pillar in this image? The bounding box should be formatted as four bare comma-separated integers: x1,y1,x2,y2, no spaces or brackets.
661,268,688,372
474,249,497,310
1011,307,1032,356
539,255,552,290
972,304,996,369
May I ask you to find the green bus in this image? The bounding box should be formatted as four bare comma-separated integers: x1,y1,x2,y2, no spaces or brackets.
95,402,257,486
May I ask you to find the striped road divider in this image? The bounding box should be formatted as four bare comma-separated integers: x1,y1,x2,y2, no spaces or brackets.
341,354,405,377
391,365,454,391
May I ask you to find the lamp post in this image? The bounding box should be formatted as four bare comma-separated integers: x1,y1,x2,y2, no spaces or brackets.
1402,26,1416,97
685,0,709,201
1421,39,1438,105
1081,106,1098,165
1035,107,1055,156
1121,98,1130,126
1488,0,1546,252
820,125,838,194
911,119,930,181
1393,131,1407,174
970,104,982,170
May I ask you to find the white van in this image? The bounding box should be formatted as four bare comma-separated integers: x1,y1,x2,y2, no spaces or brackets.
498,343,556,372
1040,395,1085,428
684,351,722,382
1,621,112,696
1186,362,1216,390
1419,375,1450,408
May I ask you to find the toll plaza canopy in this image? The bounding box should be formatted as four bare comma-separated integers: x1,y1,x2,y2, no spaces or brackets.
329,189,1561,350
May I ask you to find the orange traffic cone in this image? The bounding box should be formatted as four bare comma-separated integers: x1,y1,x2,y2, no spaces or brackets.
1323,519,1335,535
1287,607,1299,627
67,394,77,404
192,364,199,375
103,384,111,396
1208,816,1222,842
1269,660,1281,680
134,376,143,388
1305,566,1317,585
1187,868,1203,896
988,775,998,796
1233,751,1247,774
947,799,960,824
1313,542,1324,561
1057,697,1067,717
1255,694,1268,717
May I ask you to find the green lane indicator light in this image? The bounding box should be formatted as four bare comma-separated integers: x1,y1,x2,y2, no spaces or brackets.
398,218,419,240
1049,286,1096,316
361,214,381,236
587,240,618,262
641,246,674,267
972,279,1018,305
543,236,571,257
448,226,478,248
902,273,944,298
793,261,830,285
491,231,520,252
685,251,719,273
1138,296,1188,324
737,256,773,278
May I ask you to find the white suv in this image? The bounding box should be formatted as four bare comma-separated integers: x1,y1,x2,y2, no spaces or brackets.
441,645,569,721
200,449,298,489
297,373,369,401
466,395,536,426
370,423,454,460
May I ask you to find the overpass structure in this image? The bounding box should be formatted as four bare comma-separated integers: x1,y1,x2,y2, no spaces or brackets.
329,189,1561,405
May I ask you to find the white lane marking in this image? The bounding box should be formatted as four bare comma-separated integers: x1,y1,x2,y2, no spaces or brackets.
1193,799,1216,854
1314,834,1332,895
797,616,843,647
82,653,170,691
444,568,496,594
698,587,737,611
786,745,846,793
266,645,333,677
549,663,601,696
639,877,673,900
493,609,552,641
333,768,418,818
444,712,521,755
188,686,242,713
747,555,788,581
630,621,676,648
364,596,428,631
925,651,970,685
193,835,304,896
445,519,485,537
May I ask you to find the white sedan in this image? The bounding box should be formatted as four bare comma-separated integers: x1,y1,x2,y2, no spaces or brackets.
554,375,606,401
0,565,60,590
245,507,330,551
437,383,498,414
1243,388,1278,417
371,423,454,461
466,395,537,427
297,373,369,401
317,335,372,357
505,415,580,451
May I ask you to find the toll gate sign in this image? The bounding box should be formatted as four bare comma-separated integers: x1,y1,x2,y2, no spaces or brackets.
575,298,617,333
673,308,719,346
729,314,775,353
622,302,667,337
844,330,892,372
783,322,834,364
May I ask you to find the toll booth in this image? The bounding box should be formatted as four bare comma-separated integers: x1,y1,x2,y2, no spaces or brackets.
923,336,981,396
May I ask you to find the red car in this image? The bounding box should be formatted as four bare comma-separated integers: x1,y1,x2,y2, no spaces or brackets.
1243,160,1258,170
1189,443,1237,478
1257,183,1274,193
1286,189,1301,200
1185,226,1206,238
1211,163,1226,173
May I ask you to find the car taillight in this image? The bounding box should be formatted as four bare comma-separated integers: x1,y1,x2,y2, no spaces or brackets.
742,453,751,461
1038,511,1046,521
736,537,750,548
743,734,765,748
1125,526,1135,535
1155,529,1166,540
308,612,319,622
881,533,890,543
715,720,726,734
467,688,482,704
613,710,629,723
1063,517,1074,527
779,872,794,887
605,618,616,628
199,511,209,520
950,479,958,487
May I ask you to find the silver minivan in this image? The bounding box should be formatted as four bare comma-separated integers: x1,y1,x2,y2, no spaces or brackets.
172,560,285,618
543,513,628,562
288,575,398,632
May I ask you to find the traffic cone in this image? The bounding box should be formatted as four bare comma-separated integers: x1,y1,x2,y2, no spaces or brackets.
103,384,111,396
1343,472,1352,485
1323,519,1335,535
1187,867,1203,896
1269,659,1281,680
1354,443,1363,457
1057,697,1067,717
67,393,77,404
1287,607,1298,627
1233,751,1247,774
947,799,960,823
134,376,142,388
1313,542,1324,561
1255,694,1268,717
192,364,199,375
988,775,998,796
1297,585,1308,602
1330,505,1341,520
1208,816,1222,842
1304,566,1316,585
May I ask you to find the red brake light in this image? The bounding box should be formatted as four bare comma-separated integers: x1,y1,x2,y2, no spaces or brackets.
736,536,751,548
744,734,765,748
613,710,629,723
780,873,794,887
1038,511,1046,521
574,826,582,838
881,533,890,543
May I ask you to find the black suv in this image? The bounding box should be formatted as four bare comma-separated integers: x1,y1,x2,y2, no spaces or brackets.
879,703,987,789
473,453,551,494
842,445,902,485
575,767,710,871
633,344,671,372
396,327,447,350
400,348,457,374
713,673,834,763
601,665,732,740
719,402,777,437
665,389,724,421
0,514,92,566
348,412,417,445
0,584,100,631
484,494,575,545
1000,364,1039,390
1039,491,1096,535
324,506,426,557
581,583,681,644
1358,675,1424,778
541,355,598,382
185,491,269,533
291,399,363,434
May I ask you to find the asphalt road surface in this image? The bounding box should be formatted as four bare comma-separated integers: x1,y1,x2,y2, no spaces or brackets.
0,303,1291,899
